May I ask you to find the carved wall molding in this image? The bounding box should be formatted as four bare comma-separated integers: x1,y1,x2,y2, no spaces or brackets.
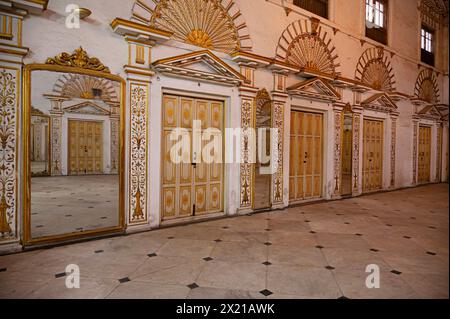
412,120,419,184
272,101,284,204
355,47,396,92
333,108,343,196
129,82,148,224
240,98,254,208
414,68,440,104
420,0,449,30
0,68,17,240
352,113,361,193
275,19,340,75
390,117,397,188
46,47,111,73
131,0,252,54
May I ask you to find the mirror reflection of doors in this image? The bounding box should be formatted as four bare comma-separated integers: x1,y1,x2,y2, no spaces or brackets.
27,68,122,241
254,89,272,211
341,114,353,196
289,110,323,202
68,120,103,175
161,94,224,220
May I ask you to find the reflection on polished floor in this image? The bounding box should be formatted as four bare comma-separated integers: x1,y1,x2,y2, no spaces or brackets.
1,184,448,299
31,175,119,238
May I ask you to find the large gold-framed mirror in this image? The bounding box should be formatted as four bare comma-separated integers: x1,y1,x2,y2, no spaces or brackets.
23,48,125,246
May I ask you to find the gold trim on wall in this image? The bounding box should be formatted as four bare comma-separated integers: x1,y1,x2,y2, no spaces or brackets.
22,63,126,246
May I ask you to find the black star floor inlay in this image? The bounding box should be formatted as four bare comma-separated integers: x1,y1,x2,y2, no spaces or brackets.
222,226,229,229
203,257,213,261
344,222,350,225
168,236,175,239
101,217,108,219
0,268,7,272
260,289,273,297
94,250,104,254
310,231,316,234
65,214,72,217
403,236,411,239
426,251,437,256
55,272,66,278
118,277,130,283
386,224,393,227
370,249,379,252
428,226,437,229
391,270,402,275
148,253,157,257
187,283,199,289
338,296,349,299
265,229,271,232
262,261,272,266
214,239,222,243
325,266,335,270
355,233,363,236
316,245,324,249
264,242,272,246
36,225,44,228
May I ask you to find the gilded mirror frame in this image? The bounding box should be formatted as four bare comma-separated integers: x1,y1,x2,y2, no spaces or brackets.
22,63,126,246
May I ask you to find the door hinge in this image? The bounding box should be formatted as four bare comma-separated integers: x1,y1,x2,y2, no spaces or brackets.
193,204,196,216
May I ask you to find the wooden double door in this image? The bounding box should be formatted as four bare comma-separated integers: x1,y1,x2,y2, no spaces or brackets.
161,95,224,220
68,120,103,175
362,119,383,192
418,126,431,183
289,110,323,202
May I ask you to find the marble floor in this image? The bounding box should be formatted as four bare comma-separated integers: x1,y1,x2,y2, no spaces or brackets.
31,175,119,238
0,184,448,299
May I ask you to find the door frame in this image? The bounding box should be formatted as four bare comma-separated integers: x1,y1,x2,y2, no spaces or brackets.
159,90,227,225
288,105,328,204
418,124,433,184
362,117,385,193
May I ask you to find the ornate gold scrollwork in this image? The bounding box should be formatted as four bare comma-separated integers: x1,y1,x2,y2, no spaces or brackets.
46,47,111,73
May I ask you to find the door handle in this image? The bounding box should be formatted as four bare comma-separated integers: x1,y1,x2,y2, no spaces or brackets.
84,145,88,152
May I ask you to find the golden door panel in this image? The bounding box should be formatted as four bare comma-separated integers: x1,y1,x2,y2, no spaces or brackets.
162,95,224,220
418,126,431,183
68,120,103,175
363,119,383,192
289,110,323,202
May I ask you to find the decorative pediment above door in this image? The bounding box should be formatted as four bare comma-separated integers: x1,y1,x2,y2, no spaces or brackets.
152,50,247,86
63,101,111,116
287,77,341,101
417,104,444,121
361,93,398,113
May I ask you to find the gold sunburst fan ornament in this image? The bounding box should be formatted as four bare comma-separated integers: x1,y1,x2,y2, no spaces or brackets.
132,0,252,54
415,69,439,104
275,19,340,75
355,47,395,92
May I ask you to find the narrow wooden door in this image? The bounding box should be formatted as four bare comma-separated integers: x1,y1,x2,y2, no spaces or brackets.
363,119,383,192
418,126,431,183
68,120,103,175
289,110,323,202
161,95,224,220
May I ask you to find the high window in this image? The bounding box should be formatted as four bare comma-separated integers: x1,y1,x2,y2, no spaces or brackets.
365,0,388,45
293,0,329,19
421,26,435,66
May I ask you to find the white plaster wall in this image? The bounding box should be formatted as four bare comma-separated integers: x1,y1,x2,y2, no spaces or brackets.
17,0,449,232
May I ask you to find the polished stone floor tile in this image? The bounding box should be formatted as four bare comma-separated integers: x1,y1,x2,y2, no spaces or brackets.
0,183,447,299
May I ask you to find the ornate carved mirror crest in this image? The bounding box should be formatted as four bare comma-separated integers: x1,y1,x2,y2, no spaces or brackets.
46,47,111,73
